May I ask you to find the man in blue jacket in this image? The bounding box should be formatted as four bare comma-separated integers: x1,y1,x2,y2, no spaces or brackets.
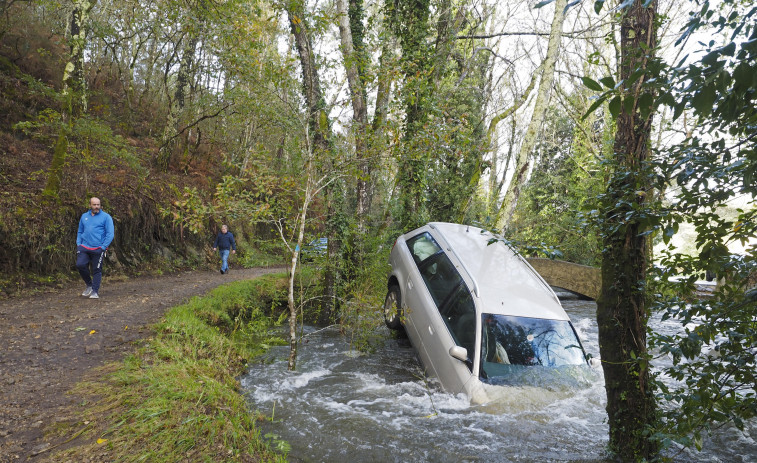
76,197,115,299
212,224,236,274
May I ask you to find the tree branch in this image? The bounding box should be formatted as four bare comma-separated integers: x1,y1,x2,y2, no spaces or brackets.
159,102,232,150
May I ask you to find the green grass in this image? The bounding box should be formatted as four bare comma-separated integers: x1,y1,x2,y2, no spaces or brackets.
49,273,290,463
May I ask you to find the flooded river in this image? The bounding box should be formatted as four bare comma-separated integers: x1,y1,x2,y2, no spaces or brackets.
241,298,757,462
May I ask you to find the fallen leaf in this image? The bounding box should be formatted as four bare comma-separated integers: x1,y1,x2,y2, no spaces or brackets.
97,438,108,444
89,330,96,335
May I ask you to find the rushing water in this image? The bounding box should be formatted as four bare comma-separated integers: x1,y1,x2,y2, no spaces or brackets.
241,297,757,462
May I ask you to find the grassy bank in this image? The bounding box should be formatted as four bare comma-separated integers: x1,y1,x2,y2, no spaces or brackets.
49,273,291,462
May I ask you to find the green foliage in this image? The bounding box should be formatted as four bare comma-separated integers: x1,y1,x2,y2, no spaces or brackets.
161,163,295,238
237,238,289,268
585,0,757,454
13,108,65,141
510,105,605,265
14,109,144,173
162,184,215,235
386,1,492,230
643,1,757,452
337,229,396,352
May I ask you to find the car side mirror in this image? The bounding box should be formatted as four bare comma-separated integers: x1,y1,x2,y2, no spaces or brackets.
449,345,468,363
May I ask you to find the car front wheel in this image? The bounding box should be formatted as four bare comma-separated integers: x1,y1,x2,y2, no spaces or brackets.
383,284,403,330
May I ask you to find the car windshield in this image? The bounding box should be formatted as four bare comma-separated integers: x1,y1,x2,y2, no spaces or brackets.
479,314,586,381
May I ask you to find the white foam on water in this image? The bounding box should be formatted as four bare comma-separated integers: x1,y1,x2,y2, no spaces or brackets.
349,372,386,390
573,317,599,352
241,309,756,462
279,368,330,389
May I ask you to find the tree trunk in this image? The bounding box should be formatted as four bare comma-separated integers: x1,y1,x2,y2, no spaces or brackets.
287,1,330,153
43,133,69,200
287,162,314,371
388,0,431,230
336,0,369,267
175,35,198,110
371,34,395,224
45,0,97,200
494,0,566,232
596,0,659,459
287,1,337,326
65,0,97,117
461,61,540,222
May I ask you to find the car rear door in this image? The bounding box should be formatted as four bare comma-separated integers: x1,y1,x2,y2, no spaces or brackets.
401,231,443,379
404,232,474,393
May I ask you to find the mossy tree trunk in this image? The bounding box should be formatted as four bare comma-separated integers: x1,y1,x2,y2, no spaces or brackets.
43,132,69,200
44,0,97,200
336,0,369,271
387,0,432,230
596,0,659,459
158,0,207,171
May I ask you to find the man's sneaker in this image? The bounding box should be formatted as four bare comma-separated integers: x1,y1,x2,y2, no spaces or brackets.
89,292,99,299
82,286,93,297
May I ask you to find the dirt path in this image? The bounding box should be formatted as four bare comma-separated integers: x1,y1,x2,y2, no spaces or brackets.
0,266,284,462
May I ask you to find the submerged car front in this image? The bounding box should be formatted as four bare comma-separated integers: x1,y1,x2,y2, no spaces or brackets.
386,223,591,404
442,224,590,402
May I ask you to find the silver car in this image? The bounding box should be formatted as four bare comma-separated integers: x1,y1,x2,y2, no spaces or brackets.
384,222,589,404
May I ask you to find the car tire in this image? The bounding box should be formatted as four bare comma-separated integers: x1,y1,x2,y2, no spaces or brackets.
384,284,403,330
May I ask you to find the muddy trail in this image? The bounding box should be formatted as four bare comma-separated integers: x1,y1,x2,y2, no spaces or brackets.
0,266,284,462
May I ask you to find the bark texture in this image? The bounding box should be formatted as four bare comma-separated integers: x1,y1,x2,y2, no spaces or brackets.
337,0,370,266
596,0,659,459
287,1,330,153
286,1,337,328
389,0,432,229
494,0,566,232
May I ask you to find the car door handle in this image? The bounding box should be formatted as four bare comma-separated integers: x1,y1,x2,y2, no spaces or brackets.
407,279,413,290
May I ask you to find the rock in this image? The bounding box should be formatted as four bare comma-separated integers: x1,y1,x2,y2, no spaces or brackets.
85,344,101,354
30,442,50,456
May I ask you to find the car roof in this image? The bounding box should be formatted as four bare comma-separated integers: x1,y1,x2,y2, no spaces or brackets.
421,222,569,321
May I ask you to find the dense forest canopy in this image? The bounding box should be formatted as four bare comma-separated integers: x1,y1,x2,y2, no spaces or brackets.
1,0,755,459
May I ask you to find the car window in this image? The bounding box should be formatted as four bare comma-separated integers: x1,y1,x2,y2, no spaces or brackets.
440,285,476,369
407,233,459,305
407,232,441,263
406,232,475,369
419,252,463,305
479,314,586,381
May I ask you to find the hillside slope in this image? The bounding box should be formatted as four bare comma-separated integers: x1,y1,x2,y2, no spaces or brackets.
0,55,232,295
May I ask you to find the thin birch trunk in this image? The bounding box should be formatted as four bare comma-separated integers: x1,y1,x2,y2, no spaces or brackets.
286,0,338,344
287,160,313,371
494,0,567,232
